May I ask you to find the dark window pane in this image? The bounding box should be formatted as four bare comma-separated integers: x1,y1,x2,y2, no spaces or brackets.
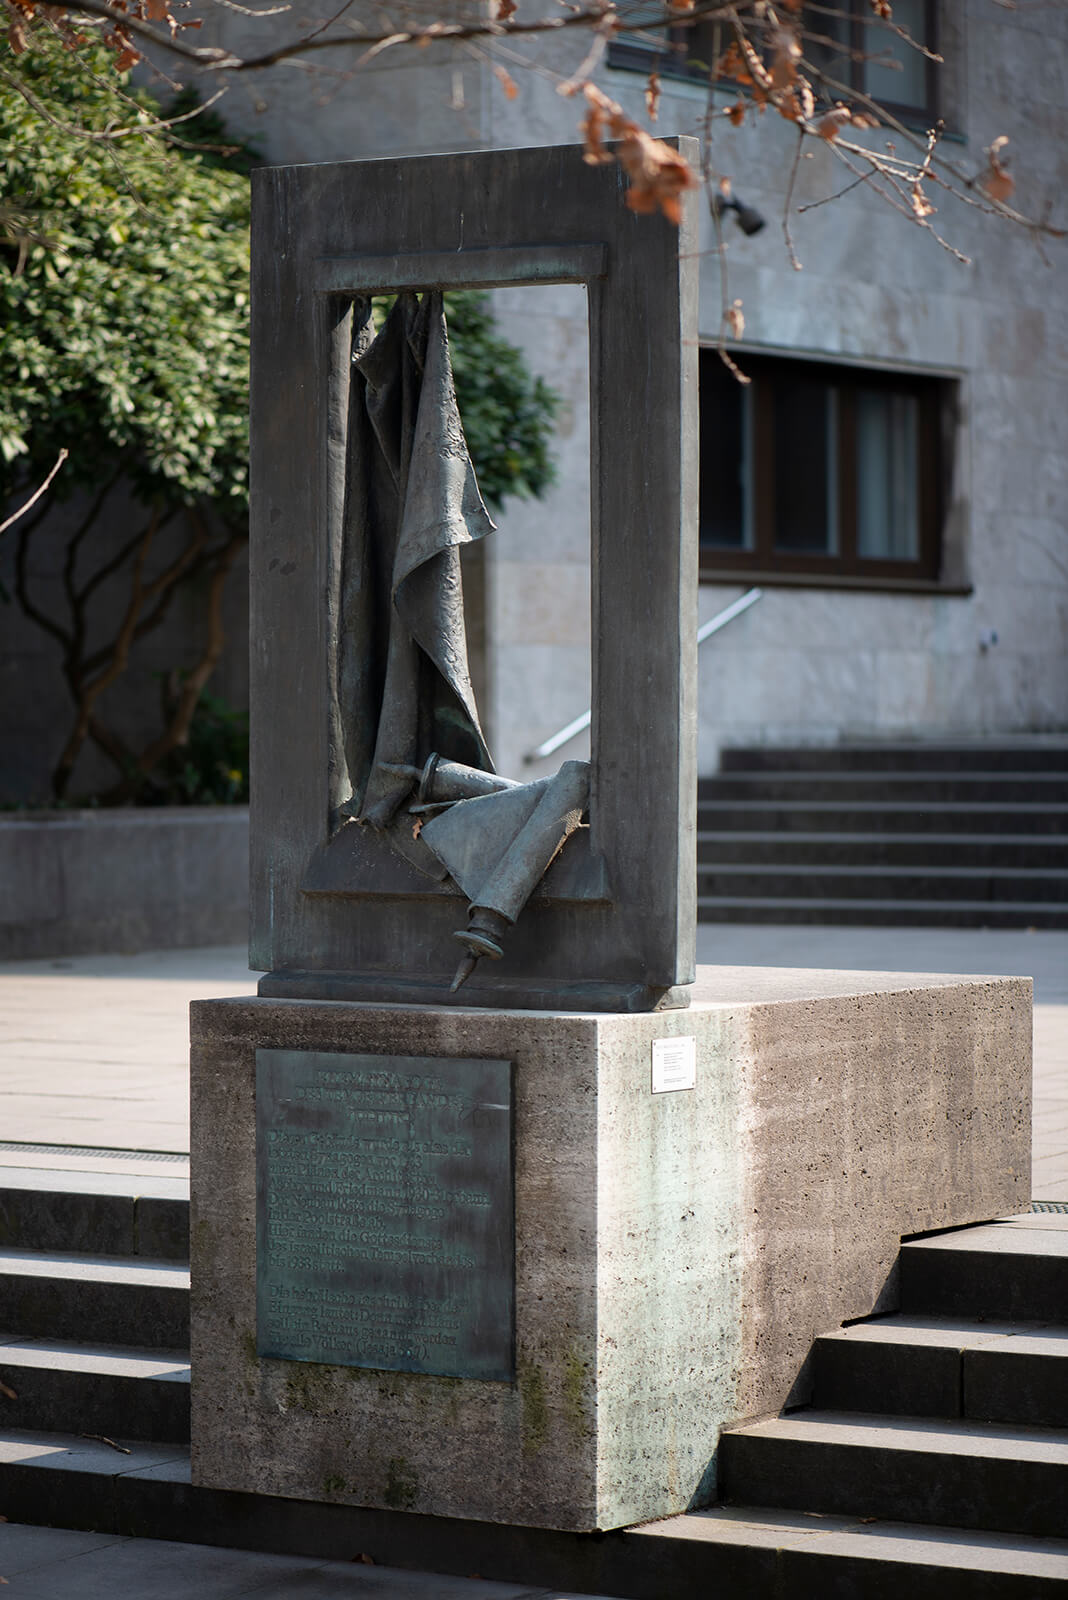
772,373,836,553
699,352,748,548
856,387,920,560
863,0,929,110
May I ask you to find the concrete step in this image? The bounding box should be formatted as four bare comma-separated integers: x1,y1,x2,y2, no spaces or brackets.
0,1249,189,1349
718,743,1068,775
0,1166,188,1261
718,1410,1068,1540
0,1335,189,1443
695,896,1068,928
698,773,1068,804
627,1506,1068,1597
696,831,1068,870
696,863,1068,903
812,1314,1068,1428
901,1225,1068,1324
695,801,1068,836
2,1430,1064,1597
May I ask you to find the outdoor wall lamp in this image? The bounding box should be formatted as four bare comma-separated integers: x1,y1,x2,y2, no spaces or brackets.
712,193,767,236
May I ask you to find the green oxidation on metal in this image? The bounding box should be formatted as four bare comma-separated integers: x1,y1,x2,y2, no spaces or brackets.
256,1048,515,1381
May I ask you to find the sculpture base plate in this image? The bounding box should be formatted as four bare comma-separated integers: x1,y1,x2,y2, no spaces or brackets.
257,969,692,1013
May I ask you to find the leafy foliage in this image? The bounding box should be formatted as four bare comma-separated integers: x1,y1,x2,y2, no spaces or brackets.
447,292,558,510
155,687,249,806
0,27,559,805
0,27,251,516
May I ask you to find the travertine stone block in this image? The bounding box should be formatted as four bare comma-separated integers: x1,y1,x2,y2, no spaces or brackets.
190,966,1030,1531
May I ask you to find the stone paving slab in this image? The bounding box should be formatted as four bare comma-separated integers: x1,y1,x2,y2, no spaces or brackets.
0,1523,624,1599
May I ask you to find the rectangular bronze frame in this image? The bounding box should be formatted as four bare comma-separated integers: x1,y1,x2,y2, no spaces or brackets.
249,142,699,1011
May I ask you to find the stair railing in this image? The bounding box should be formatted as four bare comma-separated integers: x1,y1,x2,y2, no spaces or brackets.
522,586,763,764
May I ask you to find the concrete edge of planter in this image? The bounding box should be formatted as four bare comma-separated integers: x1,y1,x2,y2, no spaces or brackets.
0,806,249,959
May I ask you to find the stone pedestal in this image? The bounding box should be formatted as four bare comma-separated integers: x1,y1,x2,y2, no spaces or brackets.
190,965,1030,1532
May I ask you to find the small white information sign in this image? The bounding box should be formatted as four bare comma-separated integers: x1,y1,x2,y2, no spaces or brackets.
651,1035,697,1094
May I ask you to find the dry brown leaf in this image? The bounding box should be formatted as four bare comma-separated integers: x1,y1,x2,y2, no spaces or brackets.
910,181,934,218
145,0,170,19
979,134,1015,202
580,84,698,223
645,69,661,123
740,34,772,90
717,42,750,86
580,83,615,165
816,105,852,141
619,128,699,223
728,97,746,127
769,27,801,90
718,175,731,197
870,0,892,17
492,63,519,100
495,0,517,17
668,0,695,10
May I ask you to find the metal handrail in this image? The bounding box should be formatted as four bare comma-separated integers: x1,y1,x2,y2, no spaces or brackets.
523,586,763,763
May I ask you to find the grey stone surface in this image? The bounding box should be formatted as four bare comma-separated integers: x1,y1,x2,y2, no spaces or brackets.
249,143,699,1010
965,1336,1068,1429
719,1410,1068,1540
0,1524,628,1600
0,1337,190,1442
0,1248,189,1348
0,808,248,960
190,967,1029,1531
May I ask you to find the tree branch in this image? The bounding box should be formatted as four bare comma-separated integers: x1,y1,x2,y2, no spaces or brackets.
0,449,68,536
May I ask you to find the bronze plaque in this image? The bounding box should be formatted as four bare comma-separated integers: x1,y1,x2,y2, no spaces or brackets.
256,1049,513,1380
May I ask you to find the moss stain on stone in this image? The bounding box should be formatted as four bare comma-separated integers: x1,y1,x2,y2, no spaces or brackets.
518,1357,548,1455
562,1350,588,1444
322,1472,347,1497
384,1455,418,1509
190,1218,215,1266
240,1328,258,1397
284,1363,335,1414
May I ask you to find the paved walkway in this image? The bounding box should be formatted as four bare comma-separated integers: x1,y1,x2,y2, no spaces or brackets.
0,928,1064,1197
0,1524,621,1599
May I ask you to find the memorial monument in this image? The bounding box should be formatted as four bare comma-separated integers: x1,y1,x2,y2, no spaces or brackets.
190,141,1031,1535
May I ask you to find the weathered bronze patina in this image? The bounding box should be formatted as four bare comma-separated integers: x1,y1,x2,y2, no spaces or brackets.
256,1048,514,1381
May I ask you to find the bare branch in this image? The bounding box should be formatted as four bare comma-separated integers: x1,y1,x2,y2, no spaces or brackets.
0,449,68,536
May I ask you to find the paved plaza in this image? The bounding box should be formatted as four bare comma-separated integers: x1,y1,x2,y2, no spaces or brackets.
0,925,1063,1198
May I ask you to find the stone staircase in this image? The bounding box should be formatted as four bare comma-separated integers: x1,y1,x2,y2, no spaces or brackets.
0,1162,189,1448
697,741,1068,927
1,1163,1065,1595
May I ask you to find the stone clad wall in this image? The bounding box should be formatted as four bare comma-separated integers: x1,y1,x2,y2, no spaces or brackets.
145,0,1067,776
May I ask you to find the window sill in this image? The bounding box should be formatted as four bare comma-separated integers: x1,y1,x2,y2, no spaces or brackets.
698,565,972,597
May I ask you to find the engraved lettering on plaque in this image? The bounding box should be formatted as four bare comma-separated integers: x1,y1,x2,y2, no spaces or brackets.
256,1049,513,1381
651,1035,696,1093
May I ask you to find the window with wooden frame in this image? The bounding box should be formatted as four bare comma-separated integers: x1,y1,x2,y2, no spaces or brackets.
608,1,938,125
699,350,946,585
809,0,938,124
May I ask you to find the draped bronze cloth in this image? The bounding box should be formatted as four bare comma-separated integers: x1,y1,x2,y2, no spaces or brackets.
329,289,590,985
335,291,496,829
